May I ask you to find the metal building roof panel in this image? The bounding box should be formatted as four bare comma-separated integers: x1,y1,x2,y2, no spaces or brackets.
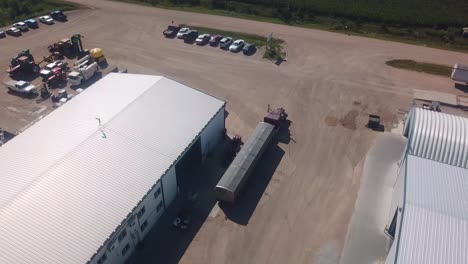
0,73,225,264
407,108,468,168
396,155,468,263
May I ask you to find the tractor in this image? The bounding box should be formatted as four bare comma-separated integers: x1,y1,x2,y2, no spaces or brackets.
48,34,87,58
44,67,67,87
48,38,73,56
6,50,40,78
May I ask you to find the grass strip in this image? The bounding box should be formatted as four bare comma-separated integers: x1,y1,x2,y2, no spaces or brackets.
386,60,452,77
181,24,285,60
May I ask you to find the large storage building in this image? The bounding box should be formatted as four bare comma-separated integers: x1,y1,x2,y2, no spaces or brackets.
385,108,468,264
0,73,225,264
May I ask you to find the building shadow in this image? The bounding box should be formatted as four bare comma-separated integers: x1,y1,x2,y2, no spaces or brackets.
0,130,16,144
127,143,228,264
7,90,38,99
454,83,468,93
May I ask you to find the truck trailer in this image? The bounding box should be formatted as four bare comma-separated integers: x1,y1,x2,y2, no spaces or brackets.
214,107,288,203
451,64,468,84
215,122,275,203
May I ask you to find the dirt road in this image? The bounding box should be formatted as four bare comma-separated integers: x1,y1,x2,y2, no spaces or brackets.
1,1,467,263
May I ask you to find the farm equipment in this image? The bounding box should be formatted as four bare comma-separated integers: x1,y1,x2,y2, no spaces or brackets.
90,48,107,65
40,60,68,79
40,52,65,64
6,50,40,78
48,38,73,56
224,134,242,164
51,89,73,107
48,34,86,58
40,84,51,99
45,68,67,86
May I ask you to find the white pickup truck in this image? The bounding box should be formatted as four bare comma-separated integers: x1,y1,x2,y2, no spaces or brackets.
67,62,99,86
6,80,37,96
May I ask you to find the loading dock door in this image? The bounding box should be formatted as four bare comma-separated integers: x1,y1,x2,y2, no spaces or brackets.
175,137,202,192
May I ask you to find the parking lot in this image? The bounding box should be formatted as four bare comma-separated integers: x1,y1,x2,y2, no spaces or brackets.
1,0,468,263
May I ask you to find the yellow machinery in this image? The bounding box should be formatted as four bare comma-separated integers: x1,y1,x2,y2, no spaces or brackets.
90,48,107,64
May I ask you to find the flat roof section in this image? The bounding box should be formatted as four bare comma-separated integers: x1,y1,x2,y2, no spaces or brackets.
0,73,225,264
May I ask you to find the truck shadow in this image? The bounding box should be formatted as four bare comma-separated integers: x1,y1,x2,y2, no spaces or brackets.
454,83,468,93
219,141,285,225
10,72,40,82
7,90,38,99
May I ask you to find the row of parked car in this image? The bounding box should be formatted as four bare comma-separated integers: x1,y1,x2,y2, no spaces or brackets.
0,11,67,38
163,26,256,55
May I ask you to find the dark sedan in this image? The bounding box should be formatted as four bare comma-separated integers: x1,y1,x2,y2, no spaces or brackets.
243,43,257,55
209,35,223,46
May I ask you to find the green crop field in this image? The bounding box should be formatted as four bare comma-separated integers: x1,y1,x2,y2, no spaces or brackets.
116,0,468,51
0,0,77,26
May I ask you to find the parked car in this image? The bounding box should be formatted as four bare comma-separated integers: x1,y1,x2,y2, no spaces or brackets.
6,27,21,36
242,43,256,55
24,19,38,29
13,22,28,32
183,30,198,43
0,31,5,38
163,25,180,38
209,35,223,46
195,34,211,45
50,10,67,21
229,39,245,52
219,37,233,49
39,16,54,25
177,27,190,39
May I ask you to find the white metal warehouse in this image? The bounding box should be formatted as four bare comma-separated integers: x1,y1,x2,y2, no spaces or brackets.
385,108,468,264
0,73,225,264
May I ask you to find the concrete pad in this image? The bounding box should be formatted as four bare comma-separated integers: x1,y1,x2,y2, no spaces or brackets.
340,133,406,264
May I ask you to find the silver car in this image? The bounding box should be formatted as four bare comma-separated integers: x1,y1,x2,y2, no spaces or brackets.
177,27,190,39
219,37,233,49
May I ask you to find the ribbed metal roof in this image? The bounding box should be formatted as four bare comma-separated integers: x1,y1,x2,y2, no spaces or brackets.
396,155,468,263
0,73,225,264
215,122,275,202
406,107,468,168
